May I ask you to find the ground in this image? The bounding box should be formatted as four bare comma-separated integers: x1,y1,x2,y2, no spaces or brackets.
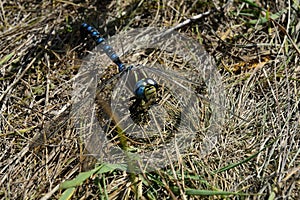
0,0,299,199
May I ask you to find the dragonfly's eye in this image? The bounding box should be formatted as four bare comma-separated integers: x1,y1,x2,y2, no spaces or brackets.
134,78,158,100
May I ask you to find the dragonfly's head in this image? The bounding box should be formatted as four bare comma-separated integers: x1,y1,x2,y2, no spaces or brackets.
134,78,158,101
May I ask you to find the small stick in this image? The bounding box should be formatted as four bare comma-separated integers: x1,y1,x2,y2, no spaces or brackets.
162,0,233,36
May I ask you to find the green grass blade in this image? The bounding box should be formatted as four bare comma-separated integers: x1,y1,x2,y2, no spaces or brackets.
0,52,14,66
185,188,247,196
95,163,128,175
211,136,279,174
59,168,99,189
172,187,249,196
212,150,261,174
59,187,76,200
60,163,127,189
248,12,284,25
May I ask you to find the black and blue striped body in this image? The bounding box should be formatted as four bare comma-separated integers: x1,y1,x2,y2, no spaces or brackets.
81,23,126,72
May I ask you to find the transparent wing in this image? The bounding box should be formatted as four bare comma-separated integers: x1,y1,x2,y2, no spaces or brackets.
71,27,225,172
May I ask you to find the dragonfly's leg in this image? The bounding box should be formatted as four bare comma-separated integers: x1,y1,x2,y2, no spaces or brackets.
129,99,151,125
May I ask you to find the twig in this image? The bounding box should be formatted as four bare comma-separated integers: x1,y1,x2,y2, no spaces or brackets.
40,185,60,200
162,0,233,36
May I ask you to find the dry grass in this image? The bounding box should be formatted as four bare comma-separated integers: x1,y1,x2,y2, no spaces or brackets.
1,0,299,199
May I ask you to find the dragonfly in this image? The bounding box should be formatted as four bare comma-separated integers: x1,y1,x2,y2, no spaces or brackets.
80,23,181,127
31,22,232,172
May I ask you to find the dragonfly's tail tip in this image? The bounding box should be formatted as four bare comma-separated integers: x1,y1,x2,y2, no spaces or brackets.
81,22,88,27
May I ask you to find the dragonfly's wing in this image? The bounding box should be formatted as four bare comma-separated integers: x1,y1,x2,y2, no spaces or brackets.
72,27,225,172
111,27,226,155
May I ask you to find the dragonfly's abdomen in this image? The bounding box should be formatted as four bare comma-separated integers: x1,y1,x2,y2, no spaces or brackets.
81,23,125,72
